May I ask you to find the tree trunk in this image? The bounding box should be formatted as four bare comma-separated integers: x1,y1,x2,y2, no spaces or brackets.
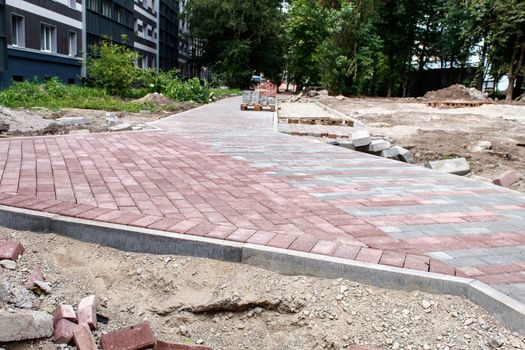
506,42,525,101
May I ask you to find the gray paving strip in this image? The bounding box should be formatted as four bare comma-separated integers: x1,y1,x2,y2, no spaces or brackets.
0,204,524,332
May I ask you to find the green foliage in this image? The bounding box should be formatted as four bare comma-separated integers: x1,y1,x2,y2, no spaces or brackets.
318,0,382,95
285,0,327,89
163,77,212,103
186,0,286,88
0,78,152,112
86,39,139,97
210,88,242,97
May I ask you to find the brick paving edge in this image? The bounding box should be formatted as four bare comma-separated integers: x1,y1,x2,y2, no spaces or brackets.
0,204,523,333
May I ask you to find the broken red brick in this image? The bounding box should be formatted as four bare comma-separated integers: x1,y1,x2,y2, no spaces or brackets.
73,323,97,350
53,318,76,344
0,241,24,260
25,266,44,289
100,322,155,350
77,295,97,330
155,341,214,350
52,304,77,325
493,170,520,188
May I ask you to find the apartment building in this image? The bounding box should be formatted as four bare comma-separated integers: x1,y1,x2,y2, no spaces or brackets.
0,0,83,88
0,0,195,88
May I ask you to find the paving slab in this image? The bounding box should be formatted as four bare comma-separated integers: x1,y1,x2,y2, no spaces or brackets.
0,97,524,314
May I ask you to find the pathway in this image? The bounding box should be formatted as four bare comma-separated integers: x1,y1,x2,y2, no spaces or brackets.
0,97,524,303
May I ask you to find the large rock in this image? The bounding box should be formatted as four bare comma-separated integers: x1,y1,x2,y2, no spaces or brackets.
0,309,53,342
425,158,471,175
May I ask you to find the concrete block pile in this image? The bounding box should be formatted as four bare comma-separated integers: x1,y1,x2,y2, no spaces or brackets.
332,129,416,165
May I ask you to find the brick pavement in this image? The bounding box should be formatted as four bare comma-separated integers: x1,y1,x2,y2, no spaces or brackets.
0,97,524,304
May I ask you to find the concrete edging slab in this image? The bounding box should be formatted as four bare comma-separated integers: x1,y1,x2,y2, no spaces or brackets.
0,204,524,333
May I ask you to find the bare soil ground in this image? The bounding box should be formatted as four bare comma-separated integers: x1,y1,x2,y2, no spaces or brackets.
0,100,199,137
1,228,523,349
321,97,525,192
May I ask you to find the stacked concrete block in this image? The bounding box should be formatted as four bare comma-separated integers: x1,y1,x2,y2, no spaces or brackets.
242,91,252,104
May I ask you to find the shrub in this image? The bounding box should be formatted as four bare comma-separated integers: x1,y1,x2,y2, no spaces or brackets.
163,77,212,103
86,39,139,97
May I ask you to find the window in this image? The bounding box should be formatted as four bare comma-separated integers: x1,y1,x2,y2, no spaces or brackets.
40,24,56,53
101,0,111,17
69,0,76,8
68,31,77,56
87,0,99,12
11,15,24,47
115,5,123,24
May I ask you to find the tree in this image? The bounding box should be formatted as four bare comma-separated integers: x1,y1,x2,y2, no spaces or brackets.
185,0,287,88
318,0,382,95
285,0,327,90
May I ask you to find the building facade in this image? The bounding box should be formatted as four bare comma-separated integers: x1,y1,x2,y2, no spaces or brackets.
0,0,83,88
0,0,192,89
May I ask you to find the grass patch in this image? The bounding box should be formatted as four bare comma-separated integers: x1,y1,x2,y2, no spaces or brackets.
0,78,157,112
211,88,242,98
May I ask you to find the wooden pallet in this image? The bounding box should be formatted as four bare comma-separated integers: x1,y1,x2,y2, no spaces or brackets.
241,104,276,112
426,100,491,108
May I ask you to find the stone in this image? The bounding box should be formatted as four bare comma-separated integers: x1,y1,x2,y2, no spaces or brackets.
25,266,44,289
489,336,506,348
493,170,519,188
78,295,97,329
0,309,53,342
367,139,391,152
53,304,77,325
336,95,345,101
53,318,77,344
350,130,371,147
0,280,11,303
110,123,132,132
56,117,90,126
424,158,471,176
100,321,155,350
0,241,24,260
0,259,16,270
33,280,52,294
73,323,97,350
155,341,214,350
421,300,432,309
469,141,492,153
379,147,400,158
12,286,36,308
393,146,417,164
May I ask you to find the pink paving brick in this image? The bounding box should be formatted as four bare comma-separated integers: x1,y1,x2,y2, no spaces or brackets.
379,251,406,268
206,225,237,239
246,230,277,245
288,235,318,252
266,233,298,249
429,260,456,276
332,244,361,260
311,240,339,256
168,220,201,234
226,228,257,242
129,215,163,228
403,254,430,272
355,248,383,264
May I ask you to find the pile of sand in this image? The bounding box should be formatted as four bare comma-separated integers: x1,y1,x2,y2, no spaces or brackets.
136,92,175,105
424,84,487,101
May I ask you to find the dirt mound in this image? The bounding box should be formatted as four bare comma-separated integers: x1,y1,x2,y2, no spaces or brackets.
136,92,175,105
424,84,487,101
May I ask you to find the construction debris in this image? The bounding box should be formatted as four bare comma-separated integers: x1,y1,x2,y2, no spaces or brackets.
423,84,487,101
424,158,471,176
493,170,520,188
0,309,53,342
